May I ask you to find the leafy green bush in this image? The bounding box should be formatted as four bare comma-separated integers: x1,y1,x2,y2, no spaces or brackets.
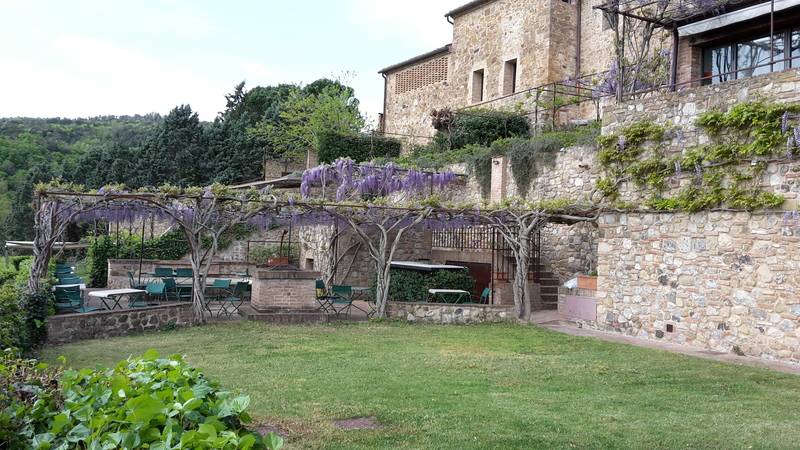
2,349,283,450
88,230,191,287
384,269,475,303
0,285,25,351
432,109,530,151
318,131,402,163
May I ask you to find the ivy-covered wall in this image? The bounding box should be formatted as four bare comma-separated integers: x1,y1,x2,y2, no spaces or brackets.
600,69,800,211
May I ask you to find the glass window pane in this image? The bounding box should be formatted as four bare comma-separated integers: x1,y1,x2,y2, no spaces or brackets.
792,29,800,67
737,34,783,78
703,46,734,85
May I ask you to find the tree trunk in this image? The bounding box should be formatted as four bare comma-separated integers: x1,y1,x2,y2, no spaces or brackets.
511,230,532,320
189,240,207,323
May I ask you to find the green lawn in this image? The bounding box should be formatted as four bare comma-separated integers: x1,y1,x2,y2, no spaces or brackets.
40,322,800,449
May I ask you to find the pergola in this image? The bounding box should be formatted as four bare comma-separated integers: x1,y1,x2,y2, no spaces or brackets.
593,0,781,98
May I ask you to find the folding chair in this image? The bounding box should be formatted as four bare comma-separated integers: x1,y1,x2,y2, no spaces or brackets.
154,267,175,278
162,278,180,302
330,285,354,319
220,282,248,318
315,279,333,313
477,287,491,305
205,279,231,317
128,271,147,290
58,276,83,286
144,281,167,305
54,286,98,313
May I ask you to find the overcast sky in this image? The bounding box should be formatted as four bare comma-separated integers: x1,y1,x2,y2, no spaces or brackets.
0,0,466,124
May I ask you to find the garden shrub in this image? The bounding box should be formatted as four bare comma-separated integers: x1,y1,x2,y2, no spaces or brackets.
384,268,475,303
318,131,402,163
0,284,25,351
2,349,282,449
431,109,530,151
88,229,191,287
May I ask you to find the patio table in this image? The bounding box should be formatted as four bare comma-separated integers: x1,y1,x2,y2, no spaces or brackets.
428,289,471,304
89,289,146,310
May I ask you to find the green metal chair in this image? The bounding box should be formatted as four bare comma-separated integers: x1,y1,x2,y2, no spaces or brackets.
57,275,83,285
205,280,232,317
127,271,147,290
315,279,333,313
154,267,175,277
54,286,98,313
144,281,166,305
220,282,249,318
162,278,180,302
330,285,354,319
478,287,491,305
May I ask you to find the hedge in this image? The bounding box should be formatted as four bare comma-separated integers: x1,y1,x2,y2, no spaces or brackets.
384,268,475,303
88,230,191,287
318,132,402,163
432,109,530,151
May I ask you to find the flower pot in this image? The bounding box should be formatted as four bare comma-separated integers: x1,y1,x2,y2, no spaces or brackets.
577,275,597,291
267,257,289,266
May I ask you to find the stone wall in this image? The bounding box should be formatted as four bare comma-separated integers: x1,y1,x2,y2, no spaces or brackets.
299,226,433,288
215,226,298,262
601,69,800,208
108,260,254,289
47,304,195,345
594,211,800,363
387,301,515,324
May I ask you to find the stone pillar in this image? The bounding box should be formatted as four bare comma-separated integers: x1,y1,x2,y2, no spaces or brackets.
490,156,507,204
251,270,320,312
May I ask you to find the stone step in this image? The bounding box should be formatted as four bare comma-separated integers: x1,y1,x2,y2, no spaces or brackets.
539,286,559,295
240,305,330,324
538,278,561,287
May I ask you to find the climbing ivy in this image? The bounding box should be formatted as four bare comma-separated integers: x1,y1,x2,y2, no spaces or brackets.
494,136,561,197
596,102,800,212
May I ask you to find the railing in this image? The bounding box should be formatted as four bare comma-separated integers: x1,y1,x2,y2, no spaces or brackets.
432,226,542,282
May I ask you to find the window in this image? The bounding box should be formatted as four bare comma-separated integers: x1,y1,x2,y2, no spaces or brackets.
702,28,799,85
503,59,517,95
472,69,485,103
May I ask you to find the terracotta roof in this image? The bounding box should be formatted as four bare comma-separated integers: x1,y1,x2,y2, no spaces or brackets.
378,45,452,74
444,0,499,19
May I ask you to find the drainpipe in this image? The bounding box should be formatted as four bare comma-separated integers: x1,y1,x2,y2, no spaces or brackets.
670,27,679,91
381,73,388,134
575,0,582,80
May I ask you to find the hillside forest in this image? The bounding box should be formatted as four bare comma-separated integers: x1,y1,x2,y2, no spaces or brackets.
0,78,364,241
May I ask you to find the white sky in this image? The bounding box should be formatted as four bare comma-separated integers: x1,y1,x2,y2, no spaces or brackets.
0,0,466,123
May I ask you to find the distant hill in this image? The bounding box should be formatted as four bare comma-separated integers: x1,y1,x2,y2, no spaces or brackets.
0,115,162,238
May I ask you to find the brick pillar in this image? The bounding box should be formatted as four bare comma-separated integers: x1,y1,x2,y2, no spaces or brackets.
490,156,507,204
251,270,320,311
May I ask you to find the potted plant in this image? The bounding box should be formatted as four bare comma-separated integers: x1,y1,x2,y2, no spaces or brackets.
250,245,287,267
577,270,598,291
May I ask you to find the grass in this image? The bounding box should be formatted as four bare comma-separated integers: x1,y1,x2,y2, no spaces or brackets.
40,321,800,449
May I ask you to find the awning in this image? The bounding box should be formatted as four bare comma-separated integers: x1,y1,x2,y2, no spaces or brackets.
5,241,89,250
679,0,800,37
390,261,468,272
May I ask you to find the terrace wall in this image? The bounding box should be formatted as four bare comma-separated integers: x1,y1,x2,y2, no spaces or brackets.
108,260,254,289
594,211,800,363
387,302,515,324
47,303,196,345
585,69,800,364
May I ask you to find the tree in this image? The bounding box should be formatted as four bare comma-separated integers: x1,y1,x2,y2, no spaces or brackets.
137,105,211,187
483,207,547,320
250,79,364,165
301,158,457,317
5,163,55,241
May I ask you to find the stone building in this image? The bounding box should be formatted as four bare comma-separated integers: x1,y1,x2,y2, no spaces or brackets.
378,0,616,146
